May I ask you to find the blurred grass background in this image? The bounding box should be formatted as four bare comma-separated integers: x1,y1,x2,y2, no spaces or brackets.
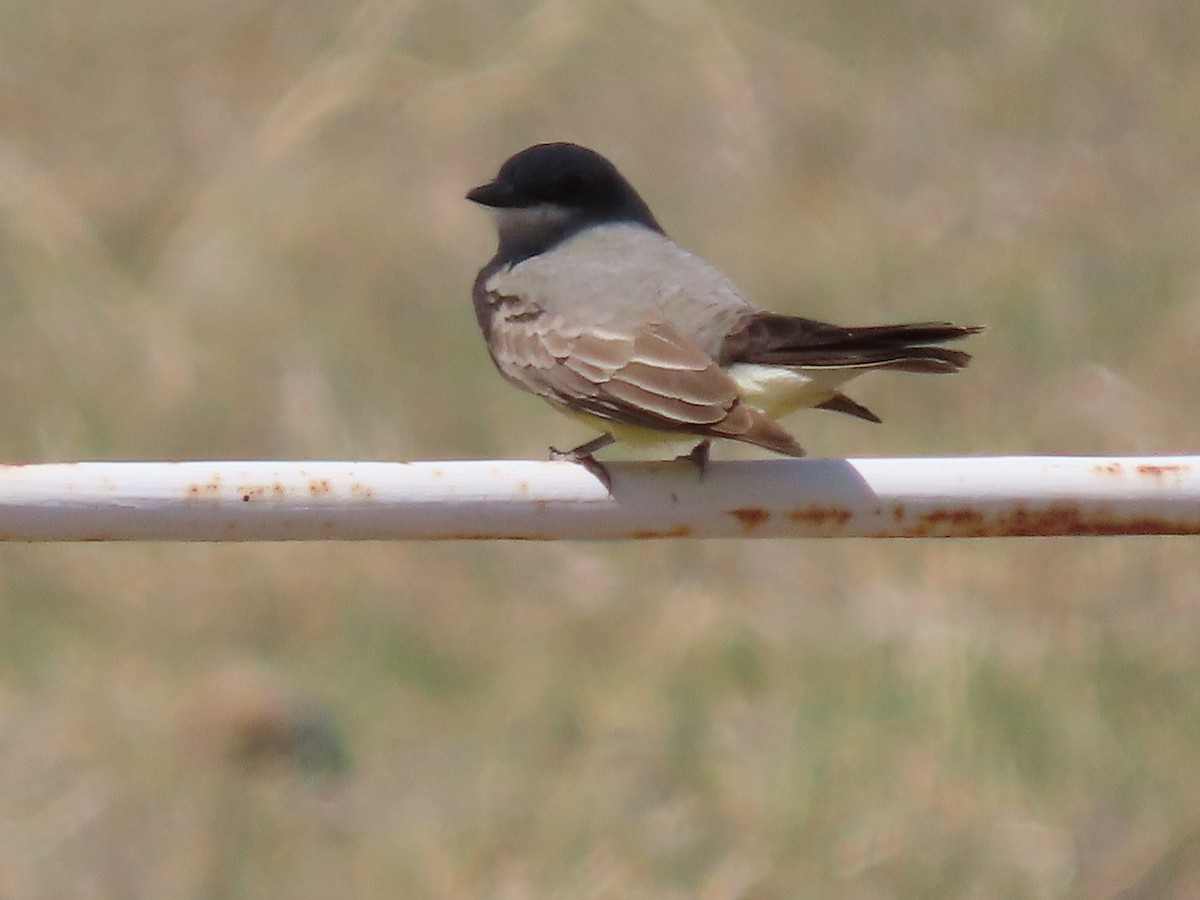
2,0,1200,896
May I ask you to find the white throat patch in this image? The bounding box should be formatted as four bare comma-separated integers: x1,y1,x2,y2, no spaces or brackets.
492,203,575,249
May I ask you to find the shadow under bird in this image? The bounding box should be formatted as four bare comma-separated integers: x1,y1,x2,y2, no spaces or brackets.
468,142,980,489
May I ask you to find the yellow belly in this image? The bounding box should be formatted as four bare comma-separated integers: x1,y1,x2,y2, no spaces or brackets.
557,408,688,446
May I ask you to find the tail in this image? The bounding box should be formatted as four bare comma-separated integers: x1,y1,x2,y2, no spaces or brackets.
720,314,983,374
720,313,982,425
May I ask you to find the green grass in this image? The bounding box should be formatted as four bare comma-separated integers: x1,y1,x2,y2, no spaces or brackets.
2,0,1200,896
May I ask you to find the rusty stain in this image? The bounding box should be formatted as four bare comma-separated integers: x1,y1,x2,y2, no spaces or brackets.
629,525,693,539
919,508,986,530
234,480,287,502
431,468,445,478
729,507,770,532
186,478,222,499
1094,461,1124,476
788,506,852,527
349,481,374,499
892,504,906,522
1137,463,1191,480
516,480,530,493
309,478,332,496
888,502,1200,538
533,500,548,512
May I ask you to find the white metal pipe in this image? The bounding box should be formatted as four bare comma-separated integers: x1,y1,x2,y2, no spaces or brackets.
0,457,1195,541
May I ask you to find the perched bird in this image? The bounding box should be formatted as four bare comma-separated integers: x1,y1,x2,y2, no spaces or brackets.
468,142,980,489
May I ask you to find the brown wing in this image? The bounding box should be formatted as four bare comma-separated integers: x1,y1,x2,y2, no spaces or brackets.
486,307,804,456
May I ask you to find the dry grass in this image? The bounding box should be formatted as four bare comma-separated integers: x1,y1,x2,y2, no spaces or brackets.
2,0,1200,896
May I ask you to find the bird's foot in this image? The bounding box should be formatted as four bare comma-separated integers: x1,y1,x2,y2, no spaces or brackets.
675,440,711,479
549,433,616,492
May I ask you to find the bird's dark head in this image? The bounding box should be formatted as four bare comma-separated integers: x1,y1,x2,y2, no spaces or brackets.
467,142,663,262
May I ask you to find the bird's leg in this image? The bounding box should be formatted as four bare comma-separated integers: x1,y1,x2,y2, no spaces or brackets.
675,439,711,478
549,432,616,491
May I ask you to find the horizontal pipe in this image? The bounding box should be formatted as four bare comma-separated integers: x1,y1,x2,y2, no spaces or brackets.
0,457,1194,541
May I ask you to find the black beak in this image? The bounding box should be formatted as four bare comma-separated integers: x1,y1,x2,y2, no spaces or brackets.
466,179,517,208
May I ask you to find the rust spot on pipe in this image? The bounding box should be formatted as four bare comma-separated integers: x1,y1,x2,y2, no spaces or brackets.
920,508,986,530
309,478,332,496
788,506,852,527
1137,463,1190,480
729,507,770,532
1094,461,1123,476
186,477,221,499
629,525,693,539
349,481,373,499
892,502,1200,537
998,505,1200,536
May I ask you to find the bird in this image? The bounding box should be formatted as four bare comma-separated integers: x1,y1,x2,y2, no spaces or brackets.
467,142,980,489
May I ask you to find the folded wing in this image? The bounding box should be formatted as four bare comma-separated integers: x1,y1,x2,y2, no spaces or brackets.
485,299,804,456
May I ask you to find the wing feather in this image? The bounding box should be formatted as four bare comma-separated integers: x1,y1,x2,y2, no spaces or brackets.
478,286,804,455
491,315,739,431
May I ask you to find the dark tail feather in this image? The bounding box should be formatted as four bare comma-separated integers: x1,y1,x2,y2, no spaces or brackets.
721,315,983,372
816,393,882,423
